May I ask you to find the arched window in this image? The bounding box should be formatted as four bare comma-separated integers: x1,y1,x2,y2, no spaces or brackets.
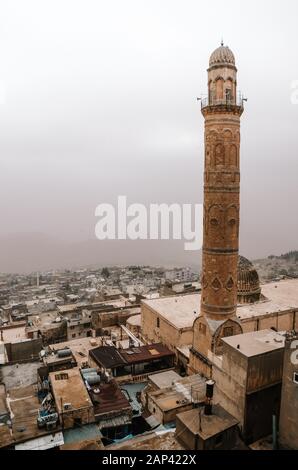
216,78,224,100
226,78,234,103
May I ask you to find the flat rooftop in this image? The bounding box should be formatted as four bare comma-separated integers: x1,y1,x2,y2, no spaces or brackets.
49,367,93,413
148,370,181,389
142,279,298,327
177,404,238,440
222,329,285,357
126,314,141,326
49,337,104,367
0,362,40,390
58,303,86,314
108,429,184,450
0,425,14,448
27,311,63,331
237,279,298,319
149,374,206,411
7,384,53,443
142,294,199,329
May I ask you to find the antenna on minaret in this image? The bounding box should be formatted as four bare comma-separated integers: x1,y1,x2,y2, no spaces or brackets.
221,37,224,46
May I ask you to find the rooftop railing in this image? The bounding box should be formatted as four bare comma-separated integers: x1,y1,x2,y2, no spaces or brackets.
201,93,245,110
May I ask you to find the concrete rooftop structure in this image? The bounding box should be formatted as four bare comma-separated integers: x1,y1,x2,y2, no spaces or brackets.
142,294,199,329
143,279,298,327
148,370,181,389
176,404,239,441
222,329,285,357
237,279,298,319
48,336,103,367
49,367,93,414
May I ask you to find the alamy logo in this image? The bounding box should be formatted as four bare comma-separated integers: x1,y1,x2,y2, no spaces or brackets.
95,196,203,251
291,80,298,104
290,340,298,365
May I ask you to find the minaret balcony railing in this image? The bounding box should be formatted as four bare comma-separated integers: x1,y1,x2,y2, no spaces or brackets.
201,93,244,110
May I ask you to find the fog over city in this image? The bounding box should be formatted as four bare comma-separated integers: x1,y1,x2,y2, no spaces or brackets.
0,0,297,272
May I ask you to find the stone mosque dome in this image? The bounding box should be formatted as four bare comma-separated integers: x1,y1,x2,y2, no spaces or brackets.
209,44,235,67
237,255,261,304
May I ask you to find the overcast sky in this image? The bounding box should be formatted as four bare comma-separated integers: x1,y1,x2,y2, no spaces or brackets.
0,0,297,271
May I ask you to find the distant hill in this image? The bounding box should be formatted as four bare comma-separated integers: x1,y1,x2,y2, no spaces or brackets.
253,251,298,282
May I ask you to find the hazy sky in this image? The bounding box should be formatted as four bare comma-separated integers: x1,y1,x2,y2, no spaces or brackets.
0,0,297,271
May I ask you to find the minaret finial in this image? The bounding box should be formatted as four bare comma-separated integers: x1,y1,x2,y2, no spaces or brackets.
221,37,224,46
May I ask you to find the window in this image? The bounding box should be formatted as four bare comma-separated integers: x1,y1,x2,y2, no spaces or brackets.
216,78,224,100
156,317,160,328
293,372,298,384
55,373,68,380
223,326,233,337
72,333,76,338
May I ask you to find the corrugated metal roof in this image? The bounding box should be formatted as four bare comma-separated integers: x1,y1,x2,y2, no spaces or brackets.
119,343,174,364
98,414,131,430
89,346,127,368
93,381,131,415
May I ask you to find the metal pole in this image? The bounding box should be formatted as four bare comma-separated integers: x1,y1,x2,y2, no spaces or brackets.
60,397,64,430
272,414,277,450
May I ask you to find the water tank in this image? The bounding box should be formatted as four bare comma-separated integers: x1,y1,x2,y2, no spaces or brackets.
57,349,72,358
206,379,215,398
81,368,97,375
85,374,101,385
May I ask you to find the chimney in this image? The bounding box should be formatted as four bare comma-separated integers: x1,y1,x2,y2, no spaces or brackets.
204,379,215,415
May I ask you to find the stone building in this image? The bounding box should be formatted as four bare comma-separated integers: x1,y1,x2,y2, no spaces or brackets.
141,277,298,374
141,294,198,358
49,367,95,429
89,343,175,382
66,316,93,341
4,337,42,363
212,329,285,444
126,314,141,337
145,373,206,425
176,404,239,450
279,331,298,449
91,306,140,335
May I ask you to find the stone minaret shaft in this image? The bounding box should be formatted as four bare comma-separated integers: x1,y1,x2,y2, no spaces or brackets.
200,45,244,321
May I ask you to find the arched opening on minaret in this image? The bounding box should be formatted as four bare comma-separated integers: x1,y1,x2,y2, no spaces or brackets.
215,77,224,100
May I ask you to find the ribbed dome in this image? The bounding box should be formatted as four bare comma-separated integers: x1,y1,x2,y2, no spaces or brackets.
237,255,261,304
209,45,235,67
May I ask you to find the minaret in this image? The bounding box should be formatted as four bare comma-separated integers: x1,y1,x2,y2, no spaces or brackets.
200,43,244,321
189,44,244,376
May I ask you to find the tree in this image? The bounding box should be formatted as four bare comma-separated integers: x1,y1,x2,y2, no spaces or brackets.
101,267,110,278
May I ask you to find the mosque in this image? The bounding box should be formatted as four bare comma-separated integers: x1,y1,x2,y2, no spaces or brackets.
141,43,298,376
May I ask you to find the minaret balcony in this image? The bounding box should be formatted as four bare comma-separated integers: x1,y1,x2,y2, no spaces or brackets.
201,94,245,112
